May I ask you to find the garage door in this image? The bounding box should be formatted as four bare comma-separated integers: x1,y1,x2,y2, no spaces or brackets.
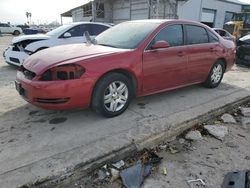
201,8,216,27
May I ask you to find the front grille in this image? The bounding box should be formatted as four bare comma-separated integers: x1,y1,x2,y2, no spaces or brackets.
10,57,20,64
20,66,36,80
35,98,70,104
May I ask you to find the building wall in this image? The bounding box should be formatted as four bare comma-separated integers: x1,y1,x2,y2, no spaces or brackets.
177,0,242,28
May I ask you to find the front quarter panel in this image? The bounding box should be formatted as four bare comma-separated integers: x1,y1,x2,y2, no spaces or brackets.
79,50,143,96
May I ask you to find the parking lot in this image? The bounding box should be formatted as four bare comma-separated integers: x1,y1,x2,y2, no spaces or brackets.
1,35,250,187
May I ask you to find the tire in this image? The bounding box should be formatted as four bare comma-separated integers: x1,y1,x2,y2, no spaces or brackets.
13,30,20,35
203,60,225,88
92,73,133,117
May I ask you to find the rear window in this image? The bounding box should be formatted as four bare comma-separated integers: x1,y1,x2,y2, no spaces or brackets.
186,25,209,45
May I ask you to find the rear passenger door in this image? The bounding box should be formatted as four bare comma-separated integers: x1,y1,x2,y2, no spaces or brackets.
185,25,219,83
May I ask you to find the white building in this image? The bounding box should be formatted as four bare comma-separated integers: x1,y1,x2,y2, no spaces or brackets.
178,0,245,28
61,0,247,28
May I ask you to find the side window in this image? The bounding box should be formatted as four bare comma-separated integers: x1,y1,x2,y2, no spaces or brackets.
149,24,183,49
66,25,81,37
186,25,209,45
90,24,109,36
208,30,219,43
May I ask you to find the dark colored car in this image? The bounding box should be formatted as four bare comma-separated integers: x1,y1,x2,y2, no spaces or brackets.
236,35,250,66
16,20,236,117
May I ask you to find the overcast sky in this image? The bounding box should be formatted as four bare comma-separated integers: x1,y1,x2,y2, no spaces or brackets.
0,0,250,25
0,0,90,25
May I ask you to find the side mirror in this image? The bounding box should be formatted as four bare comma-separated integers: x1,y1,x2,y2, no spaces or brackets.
63,32,71,38
152,40,170,49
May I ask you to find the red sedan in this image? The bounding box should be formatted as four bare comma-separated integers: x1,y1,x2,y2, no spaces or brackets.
16,20,236,117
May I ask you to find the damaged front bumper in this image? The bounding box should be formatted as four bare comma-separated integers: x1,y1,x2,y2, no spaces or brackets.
3,45,29,66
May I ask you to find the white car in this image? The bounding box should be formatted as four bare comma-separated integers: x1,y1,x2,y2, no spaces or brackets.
3,22,111,66
0,23,22,35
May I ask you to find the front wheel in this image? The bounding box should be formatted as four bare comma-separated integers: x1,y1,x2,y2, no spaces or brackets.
92,73,133,117
13,30,20,35
203,61,225,88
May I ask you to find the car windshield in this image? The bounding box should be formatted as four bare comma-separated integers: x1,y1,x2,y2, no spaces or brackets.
95,22,160,49
46,24,72,36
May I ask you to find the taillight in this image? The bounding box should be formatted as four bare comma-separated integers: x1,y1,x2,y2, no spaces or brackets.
39,64,85,81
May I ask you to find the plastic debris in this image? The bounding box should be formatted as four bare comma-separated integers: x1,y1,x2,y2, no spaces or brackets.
222,170,250,188
110,168,120,182
162,167,167,176
112,160,125,169
120,161,153,188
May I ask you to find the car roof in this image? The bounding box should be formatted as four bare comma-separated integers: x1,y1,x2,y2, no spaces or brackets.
66,22,112,27
124,19,211,26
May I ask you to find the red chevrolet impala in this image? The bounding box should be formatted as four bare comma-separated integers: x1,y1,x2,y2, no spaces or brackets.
16,20,236,117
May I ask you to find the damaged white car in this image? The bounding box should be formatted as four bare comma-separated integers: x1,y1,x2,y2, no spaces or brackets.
3,22,111,66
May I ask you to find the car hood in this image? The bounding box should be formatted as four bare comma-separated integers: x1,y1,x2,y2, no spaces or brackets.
23,43,130,74
12,34,50,44
239,34,250,42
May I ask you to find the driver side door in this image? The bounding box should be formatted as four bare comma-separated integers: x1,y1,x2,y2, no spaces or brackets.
142,24,188,93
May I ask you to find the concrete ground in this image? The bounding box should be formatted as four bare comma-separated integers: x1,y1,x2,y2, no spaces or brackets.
0,35,250,188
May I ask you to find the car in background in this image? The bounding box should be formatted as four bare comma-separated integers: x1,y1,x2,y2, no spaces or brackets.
3,22,111,66
0,23,22,35
236,34,250,66
15,20,236,117
213,28,236,42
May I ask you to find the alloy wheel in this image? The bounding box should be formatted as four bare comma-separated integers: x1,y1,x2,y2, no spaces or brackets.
211,64,223,84
103,81,128,112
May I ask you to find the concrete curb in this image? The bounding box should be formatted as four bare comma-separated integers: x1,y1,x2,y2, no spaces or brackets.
18,95,250,188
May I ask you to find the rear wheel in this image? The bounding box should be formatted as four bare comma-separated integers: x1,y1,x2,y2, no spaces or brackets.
203,60,225,88
92,73,133,117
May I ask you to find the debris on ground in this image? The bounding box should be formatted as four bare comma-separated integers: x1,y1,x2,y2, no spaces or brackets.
112,160,125,169
110,168,120,182
222,170,250,188
120,162,148,188
241,107,250,116
221,113,237,124
162,167,167,176
204,125,228,140
185,130,203,141
186,178,206,188
241,117,250,128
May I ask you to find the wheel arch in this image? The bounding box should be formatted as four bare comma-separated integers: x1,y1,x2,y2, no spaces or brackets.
216,58,227,70
91,68,138,100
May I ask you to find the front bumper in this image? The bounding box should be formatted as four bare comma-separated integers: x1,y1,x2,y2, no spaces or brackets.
3,46,29,66
15,71,93,110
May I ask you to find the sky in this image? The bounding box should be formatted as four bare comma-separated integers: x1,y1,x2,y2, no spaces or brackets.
0,0,91,25
0,0,250,25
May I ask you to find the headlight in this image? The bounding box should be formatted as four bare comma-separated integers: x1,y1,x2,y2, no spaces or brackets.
39,64,85,81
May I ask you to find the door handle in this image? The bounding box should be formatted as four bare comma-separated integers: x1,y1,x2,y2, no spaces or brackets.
177,51,185,57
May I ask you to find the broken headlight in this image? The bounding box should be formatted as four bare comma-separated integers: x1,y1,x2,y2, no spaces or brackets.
39,64,85,81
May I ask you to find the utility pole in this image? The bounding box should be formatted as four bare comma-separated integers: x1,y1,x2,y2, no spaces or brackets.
91,1,96,22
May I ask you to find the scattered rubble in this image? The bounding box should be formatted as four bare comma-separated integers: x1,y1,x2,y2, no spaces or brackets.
241,117,250,128
110,168,119,182
241,107,250,116
185,130,203,141
112,160,125,169
204,125,228,140
221,113,237,124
